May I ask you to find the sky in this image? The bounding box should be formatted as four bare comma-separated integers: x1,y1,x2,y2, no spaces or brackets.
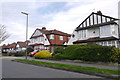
0,0,120,45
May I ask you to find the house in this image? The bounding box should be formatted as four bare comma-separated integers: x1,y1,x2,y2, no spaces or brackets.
29,27,71,53
2,42,17,53
67,11,120,48
16,41,30,51
2,41,30,52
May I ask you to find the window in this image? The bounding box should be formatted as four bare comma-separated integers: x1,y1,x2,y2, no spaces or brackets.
108,41,111,46
60,36,63,40
79,30,86,39
112,41,115,46
104,42,107,46
50,34,54,40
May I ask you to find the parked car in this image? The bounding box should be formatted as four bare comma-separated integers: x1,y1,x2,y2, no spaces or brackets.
29,50,39,57
7,50,16,53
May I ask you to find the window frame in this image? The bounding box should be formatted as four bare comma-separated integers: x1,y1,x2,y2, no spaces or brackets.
50,34,54,40
60,36,63,40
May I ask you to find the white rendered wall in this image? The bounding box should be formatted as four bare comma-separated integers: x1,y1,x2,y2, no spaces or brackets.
67,30,79,45
100,25,111,38
87,27,99,38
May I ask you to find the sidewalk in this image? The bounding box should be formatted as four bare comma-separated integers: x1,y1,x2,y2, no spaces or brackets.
2,56,119,70
27,57,119,70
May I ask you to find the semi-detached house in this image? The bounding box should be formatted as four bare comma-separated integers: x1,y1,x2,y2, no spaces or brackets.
29,27,71,53
68,11,120,48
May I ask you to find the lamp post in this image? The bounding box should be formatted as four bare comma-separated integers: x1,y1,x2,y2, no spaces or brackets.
21,12,28,59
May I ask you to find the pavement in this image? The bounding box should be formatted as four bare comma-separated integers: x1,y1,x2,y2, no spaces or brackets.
28,57,119,70
1,56,119,70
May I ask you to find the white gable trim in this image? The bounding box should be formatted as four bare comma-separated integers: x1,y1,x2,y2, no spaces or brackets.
31,29,42,38
43,34,50,45
16,44,19,48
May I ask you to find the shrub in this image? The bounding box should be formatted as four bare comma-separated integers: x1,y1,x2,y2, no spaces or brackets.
54,44,119,63
34,51,52,59
27,47,34,54
53,46,65,56
111,47,120,63
7,53,15,56
14,51,25,56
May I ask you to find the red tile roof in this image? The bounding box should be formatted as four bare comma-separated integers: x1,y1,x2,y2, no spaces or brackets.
38,29,71,37
2,43,17,49
17,41,29,48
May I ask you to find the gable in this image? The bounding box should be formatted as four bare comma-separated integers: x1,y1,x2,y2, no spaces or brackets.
16,44,19,48
76,11,119,31
33,29,42,37
30,29,43,38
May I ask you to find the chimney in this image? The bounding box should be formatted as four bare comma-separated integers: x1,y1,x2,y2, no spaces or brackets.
42,27,46,30
97,11,102,15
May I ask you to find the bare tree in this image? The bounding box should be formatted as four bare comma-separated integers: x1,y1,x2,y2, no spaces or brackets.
0,24,10,44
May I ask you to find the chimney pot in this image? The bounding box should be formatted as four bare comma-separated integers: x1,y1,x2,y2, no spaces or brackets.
97,10,102,15
42,27,46,30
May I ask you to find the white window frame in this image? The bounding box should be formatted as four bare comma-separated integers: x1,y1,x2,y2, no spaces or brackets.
60,36,63,40
50,34,54,40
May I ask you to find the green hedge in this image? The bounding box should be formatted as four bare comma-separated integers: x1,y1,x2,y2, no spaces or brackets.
54,44,120,63
53,46,65,56
14,51,26,56
7,53,15,56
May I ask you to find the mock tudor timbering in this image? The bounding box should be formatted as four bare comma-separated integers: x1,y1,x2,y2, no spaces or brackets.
67,11,120,48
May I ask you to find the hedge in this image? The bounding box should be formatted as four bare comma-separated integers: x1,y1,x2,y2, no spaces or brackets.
53,46,65,56
14,51,26,56
53,44,120,63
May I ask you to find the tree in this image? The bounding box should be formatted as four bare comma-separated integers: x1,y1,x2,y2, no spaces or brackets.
0,24,10,44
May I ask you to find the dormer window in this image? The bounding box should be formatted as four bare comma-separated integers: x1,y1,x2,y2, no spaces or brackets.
50,34,54,40
60,36,63,40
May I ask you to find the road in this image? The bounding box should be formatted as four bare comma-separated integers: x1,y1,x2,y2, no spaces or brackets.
2,58,103,78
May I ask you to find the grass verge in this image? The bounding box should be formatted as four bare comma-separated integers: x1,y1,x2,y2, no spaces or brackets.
12,59,120,76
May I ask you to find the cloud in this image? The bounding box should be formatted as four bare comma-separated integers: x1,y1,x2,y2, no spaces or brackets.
1,0,119,45
46,0,119,34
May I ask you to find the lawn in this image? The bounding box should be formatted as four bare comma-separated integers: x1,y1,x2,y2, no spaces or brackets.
12,59,120,76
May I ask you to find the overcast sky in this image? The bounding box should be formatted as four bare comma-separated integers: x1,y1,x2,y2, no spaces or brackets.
0,0,120,45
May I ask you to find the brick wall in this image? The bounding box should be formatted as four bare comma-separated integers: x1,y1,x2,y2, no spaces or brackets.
47,34,69,45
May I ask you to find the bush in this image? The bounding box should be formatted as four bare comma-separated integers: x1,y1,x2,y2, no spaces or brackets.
34,51,52,59
14,51,25,56
7,53,15,56
111,47,120,63
54,44,120,63
52,47,65,56
27,47,34,54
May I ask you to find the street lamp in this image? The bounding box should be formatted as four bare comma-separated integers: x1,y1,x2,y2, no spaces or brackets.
21,12,28,59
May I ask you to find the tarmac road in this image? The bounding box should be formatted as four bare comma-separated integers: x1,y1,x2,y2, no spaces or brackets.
2,58,103,78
